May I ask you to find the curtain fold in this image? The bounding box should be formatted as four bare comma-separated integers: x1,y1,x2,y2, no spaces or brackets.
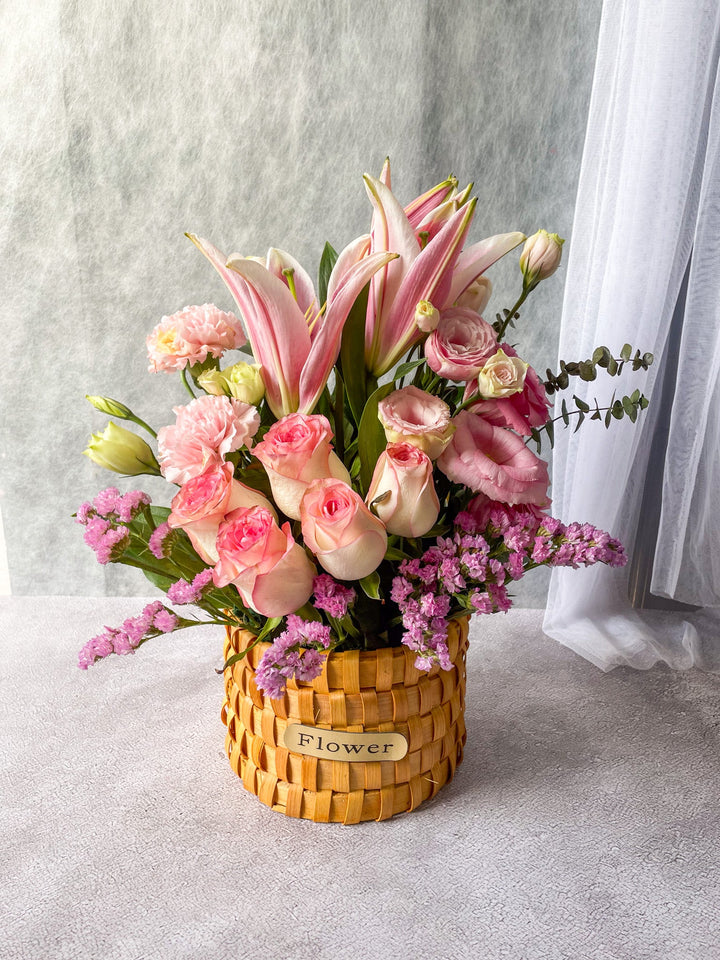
543,0,720,670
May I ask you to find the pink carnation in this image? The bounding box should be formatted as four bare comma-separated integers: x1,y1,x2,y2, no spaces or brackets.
157,395,260,485
437,410,550,505
147,303,246,373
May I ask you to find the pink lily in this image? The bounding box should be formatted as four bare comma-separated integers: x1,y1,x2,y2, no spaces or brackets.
363,174,526,376
186,233,396,417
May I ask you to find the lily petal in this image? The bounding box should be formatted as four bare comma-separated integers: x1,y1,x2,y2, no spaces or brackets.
372,198,477,375
363,173,421,364
225,255,311,416
326,234,370,305
404,176,459,229
299,249,398,413
448,231,526,305
266,247,318,318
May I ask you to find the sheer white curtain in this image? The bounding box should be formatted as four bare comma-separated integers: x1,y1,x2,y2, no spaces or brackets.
544,0,720,669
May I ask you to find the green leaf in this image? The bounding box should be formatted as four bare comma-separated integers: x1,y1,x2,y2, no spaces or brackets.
256,616,283,642
358,381,395,494
359,571,381,600
578,361,597,381
612,400,624,419
607,356,618,376
573,411,585,433
150,505,171,524
140,567,176,592
546,419,555,447
384,546,413,562
317,242,338,307
340,283,370,426
561,399,569,425
643,352,654,367
620,343,632,361
640,395,649,409
394,358,426,380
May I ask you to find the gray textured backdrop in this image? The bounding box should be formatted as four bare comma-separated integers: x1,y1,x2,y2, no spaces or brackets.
1,0,601,597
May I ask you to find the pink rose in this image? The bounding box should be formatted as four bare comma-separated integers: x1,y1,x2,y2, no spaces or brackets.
463,344,551,436
252,413,350,519
157,395,260,485
167,462,276,563
437,410,550,505
147,303,246,373
213,506,315,617
378,386,455,460
366,442,440,537
300,479,388,581
424,307,497,381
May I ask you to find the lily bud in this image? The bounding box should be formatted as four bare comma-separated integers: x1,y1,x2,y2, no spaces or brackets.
83,422,161,476
414,300,440,333
519,230,565,290
197,362,265,405
85,395,134,419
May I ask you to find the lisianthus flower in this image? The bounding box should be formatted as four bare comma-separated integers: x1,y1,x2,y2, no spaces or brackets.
437,410,549,505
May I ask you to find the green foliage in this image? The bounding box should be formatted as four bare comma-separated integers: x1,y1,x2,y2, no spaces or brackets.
339,283,370,426
317,242,338,307
545,345,654,394
530,389,650,452
357,381,395,494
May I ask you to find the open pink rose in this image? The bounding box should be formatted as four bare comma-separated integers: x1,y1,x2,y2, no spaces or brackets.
437,410,550,505
424,307,497,381
463,344,551,436
300,479,388,581
213,506,315,617
252,413,350,519
158,395,260,485
378,386,455,460
366,442,439,537
147,303,246,373
168,462,276,563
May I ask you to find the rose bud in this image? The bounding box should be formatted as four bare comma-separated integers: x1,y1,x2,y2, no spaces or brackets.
519,230,565,290
213,505,315,617
366,442,440,538
378,386,455,461
168,462,276,563
252,413,351,520
414,300,441,333
300,478,388,581
83,422,160,476
476,348,529,398
424,307,498,381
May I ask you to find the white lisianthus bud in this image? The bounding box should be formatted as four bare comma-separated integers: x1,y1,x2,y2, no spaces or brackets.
414,300,440,333
85,395,134,419
83,423,161,475
455,276,492,314
476,348,529,398
519,230,565,290
197,362,265,405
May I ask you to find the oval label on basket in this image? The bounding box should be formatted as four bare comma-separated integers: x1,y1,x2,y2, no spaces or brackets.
283,723,408,762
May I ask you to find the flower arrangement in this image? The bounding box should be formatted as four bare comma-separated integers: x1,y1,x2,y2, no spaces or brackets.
77,162,652,698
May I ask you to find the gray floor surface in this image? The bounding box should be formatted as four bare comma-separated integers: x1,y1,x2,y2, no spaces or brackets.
2,597,719,960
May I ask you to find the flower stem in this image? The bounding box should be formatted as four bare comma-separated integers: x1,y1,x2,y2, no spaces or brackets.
496,290,529,340
181,367,196,399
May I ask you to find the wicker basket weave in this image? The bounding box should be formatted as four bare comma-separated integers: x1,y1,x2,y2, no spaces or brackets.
221,616,468,823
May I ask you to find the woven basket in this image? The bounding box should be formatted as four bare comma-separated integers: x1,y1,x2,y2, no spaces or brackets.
221,616,468,823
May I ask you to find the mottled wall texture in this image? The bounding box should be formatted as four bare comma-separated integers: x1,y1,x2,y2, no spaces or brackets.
1,0,601,598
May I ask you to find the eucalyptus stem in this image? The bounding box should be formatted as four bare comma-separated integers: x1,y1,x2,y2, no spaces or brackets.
496,289,530,340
